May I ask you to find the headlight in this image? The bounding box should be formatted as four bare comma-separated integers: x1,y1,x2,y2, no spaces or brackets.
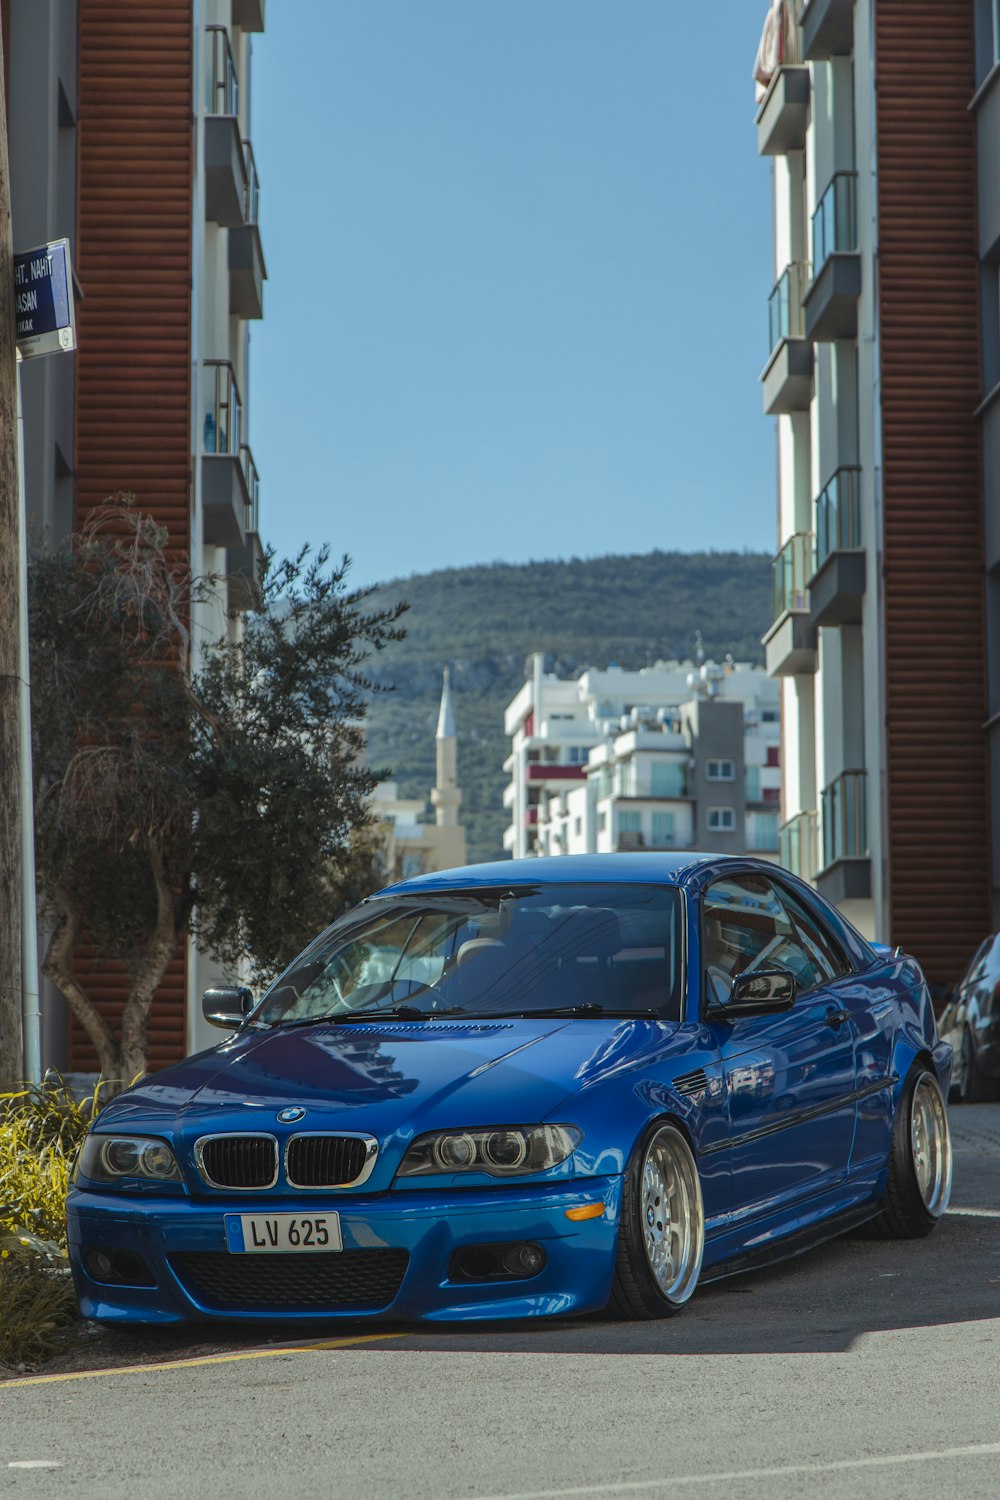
397,1125,581,1178
78,1134,182,1185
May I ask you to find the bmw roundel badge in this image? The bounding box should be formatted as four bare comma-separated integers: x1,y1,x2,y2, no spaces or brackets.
277,1106,306,1123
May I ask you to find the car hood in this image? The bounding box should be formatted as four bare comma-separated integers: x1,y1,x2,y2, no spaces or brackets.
97,1015,681,1150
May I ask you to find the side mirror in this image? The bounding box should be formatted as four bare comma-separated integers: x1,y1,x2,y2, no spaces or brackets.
720,968,796,1018
202,986,254,1030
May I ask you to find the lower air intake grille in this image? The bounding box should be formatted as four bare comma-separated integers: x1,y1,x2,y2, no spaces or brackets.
196,1135,277,1189
170,1250,409,1311
286,1135,371,1187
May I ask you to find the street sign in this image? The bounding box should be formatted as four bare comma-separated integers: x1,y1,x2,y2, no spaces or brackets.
14,238,76,359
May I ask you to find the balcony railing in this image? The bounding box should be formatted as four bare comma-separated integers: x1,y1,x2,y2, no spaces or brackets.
772,532,813,622
815,467,861,568
241,444,260,533
779,809,818,879
203,361,243,456
242,140,259,224
812,171,857,272
821,770,867,864
768,260,811,352
207,26,239,117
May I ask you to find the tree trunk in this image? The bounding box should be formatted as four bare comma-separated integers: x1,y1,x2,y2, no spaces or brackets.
42,893,122,1085
0,19,23,1091
119,845,178,1085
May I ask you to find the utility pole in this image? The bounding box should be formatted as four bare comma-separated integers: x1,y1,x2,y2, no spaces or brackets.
0,17,24,1091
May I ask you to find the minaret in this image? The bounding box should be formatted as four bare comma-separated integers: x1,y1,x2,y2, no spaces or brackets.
431,668,462,828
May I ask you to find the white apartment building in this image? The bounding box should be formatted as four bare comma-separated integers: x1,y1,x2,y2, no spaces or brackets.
504,655,780,861
754,0,992,983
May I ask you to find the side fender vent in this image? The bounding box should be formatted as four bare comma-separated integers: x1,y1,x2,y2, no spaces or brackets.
673,1068,709,1097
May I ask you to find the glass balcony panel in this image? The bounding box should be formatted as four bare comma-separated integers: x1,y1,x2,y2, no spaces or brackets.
768,260,810,352
815,467,861,567
207,27,239,117
779,809,818,879
204,362,243,456
771,532,813,621
812,172,857,272
243,141,260,224
821,771,868,864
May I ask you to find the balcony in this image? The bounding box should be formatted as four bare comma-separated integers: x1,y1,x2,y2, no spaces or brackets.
204,28,245,227
756,65,810,156
228,140,266,318
762,261,813,415
800,0,854,59
201,361,250,548
764,533,817,676
227,447,264,612
232,0,265,31
809,467,865,626
817,769,871,902
804,173,860,341
779,809,818,880
525,764,587,783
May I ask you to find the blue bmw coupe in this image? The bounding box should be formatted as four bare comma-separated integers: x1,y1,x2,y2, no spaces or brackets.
67,854,953,1325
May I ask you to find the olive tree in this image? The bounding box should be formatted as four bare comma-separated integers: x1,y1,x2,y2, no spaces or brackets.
29,500,404,1090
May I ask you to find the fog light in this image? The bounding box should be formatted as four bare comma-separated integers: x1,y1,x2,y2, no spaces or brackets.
501,1243,545,1277
83,1247,155,1287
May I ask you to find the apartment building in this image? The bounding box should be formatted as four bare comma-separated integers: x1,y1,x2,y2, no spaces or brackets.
755,0,994,982
504,654,780,861
6,0,267,1069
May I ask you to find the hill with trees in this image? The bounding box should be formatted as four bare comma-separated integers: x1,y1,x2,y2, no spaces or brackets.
365,549,773,863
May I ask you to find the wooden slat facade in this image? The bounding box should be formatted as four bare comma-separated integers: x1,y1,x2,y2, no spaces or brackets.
71,0,194,1068
875,0,993,984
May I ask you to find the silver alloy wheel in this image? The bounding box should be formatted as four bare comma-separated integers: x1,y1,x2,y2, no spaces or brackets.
910,1073,952,1217
639,1125,704,1306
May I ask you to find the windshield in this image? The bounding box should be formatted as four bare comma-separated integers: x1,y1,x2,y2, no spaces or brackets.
254,883,683,1026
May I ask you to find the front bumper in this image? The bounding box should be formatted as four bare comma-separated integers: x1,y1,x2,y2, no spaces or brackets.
67,1177,623,1325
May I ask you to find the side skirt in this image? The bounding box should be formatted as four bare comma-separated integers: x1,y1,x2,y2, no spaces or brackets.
700,1196,882,1286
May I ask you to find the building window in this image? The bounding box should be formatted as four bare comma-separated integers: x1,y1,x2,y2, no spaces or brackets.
708,807,736,832
748,812,779,850
573,817,582,836
746,766,761,801
766,746,781,768
618,810,642,833
762,709,779,723
598,811,607,832
651,761,686,797
706,759,735,781
651,811,675,847
567,746,589,764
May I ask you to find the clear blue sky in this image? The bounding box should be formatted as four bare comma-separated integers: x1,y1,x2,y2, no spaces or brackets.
250,1,775,591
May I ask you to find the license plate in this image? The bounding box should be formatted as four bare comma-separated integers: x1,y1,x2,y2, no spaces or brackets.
224,1213,342,1254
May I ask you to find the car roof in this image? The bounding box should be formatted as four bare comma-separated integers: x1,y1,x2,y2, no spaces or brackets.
378,852,746,897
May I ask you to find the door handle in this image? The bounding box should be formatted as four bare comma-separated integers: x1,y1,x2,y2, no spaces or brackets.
825,1006,850,1029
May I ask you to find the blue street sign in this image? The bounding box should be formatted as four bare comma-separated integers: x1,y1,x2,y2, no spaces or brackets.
14,238,77,359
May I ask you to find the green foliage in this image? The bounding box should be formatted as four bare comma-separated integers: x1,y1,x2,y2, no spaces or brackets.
365,550,772,861
0,1078,96,1369
0,1248,80,1370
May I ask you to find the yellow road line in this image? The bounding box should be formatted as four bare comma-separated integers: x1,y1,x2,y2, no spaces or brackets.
0,1331,405,1388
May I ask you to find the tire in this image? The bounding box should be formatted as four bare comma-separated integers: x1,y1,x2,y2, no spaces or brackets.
957,1026,1000,1104
609,1122,704,1318
865,1067,952,1239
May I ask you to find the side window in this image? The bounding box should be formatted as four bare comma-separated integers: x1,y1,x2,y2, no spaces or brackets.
771,883,852,984
961,939,991,989
702,874,841,1008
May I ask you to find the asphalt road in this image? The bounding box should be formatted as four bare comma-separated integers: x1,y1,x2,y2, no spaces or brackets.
2,1106,998,1500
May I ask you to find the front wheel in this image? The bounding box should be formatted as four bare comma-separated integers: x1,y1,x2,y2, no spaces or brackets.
609,1122,704,1318
866,1067,952,1238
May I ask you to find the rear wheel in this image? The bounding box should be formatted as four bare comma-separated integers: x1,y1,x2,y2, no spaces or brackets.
609,1123,704,1318
866,1067,952,1239
957,1027,1000,1104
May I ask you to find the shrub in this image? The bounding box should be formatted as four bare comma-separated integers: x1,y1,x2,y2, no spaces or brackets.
0,1076,102,1368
